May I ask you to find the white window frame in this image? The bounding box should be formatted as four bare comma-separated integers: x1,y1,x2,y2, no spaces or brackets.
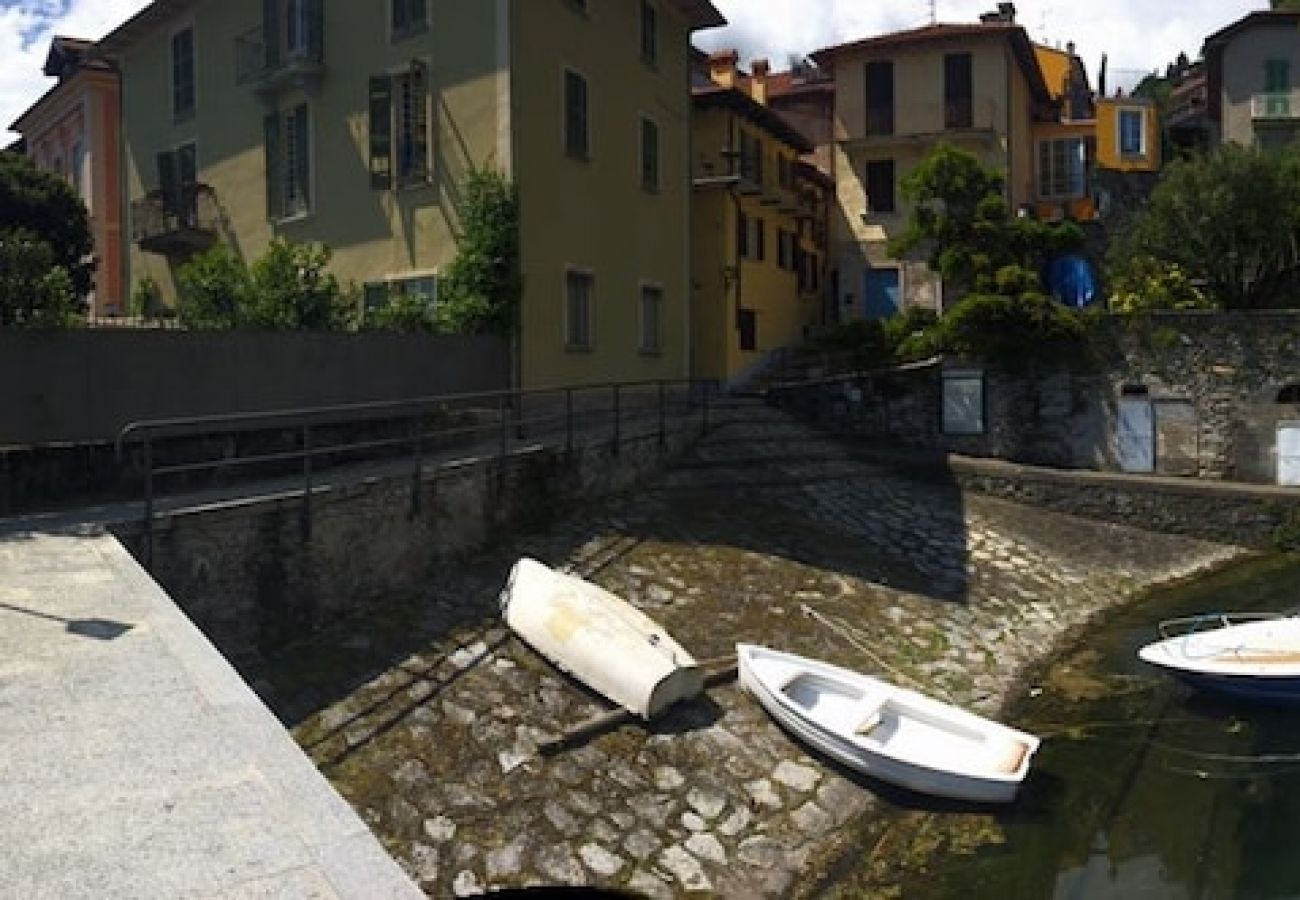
564,267,594,350
638,280,663,355
1036,136,1086,200
1117,108,1146,158
363,272,439,315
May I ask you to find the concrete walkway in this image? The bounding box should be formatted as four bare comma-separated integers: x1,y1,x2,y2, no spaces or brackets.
0,531,420,899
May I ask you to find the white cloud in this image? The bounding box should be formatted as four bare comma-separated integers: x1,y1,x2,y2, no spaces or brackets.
697,0,1266,93
1,0,149,141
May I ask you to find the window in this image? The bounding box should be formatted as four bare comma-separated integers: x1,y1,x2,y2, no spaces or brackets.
567,0,588,13
737,308,757,351
171,27,195,120
739,129,762,184
754,217,766,261
777,230,795,271
639,284,662,353
942,369,985,435
363,274,438,318
565,270,593,349
391,0,427,38
265,104,311,219
564,69,590,159
1037,137,1086,198
70,141,86,202
777,154,794,190
1118,109,1145,157
1265,59,1292,117
156,141,199,224
865,159,895,213
640,116,659,190
944,53,973,128
368,62,430,190
639,1,657,66
864,60,893,136
737,209,749,258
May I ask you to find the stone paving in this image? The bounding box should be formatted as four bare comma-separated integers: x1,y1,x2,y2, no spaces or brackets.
261,399,1242,897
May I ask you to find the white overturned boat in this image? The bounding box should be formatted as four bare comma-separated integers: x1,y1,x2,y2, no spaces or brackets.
1138,613,1300,706
500,558,704,719
737,644,1040,804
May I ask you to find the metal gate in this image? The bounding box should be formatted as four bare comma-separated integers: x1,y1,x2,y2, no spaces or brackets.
1278,421,1300,485
1118,398,1155,473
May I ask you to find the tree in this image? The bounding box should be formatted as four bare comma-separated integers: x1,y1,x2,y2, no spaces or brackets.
1107,144,1300,309
0,228,77,327
0,152,93,299
176,244,252,328
246,239,351,330
438,167,520,335
1272,0,1300,9
890,142,1083,299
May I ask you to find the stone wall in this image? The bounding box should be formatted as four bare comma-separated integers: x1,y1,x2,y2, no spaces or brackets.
111,419,704,666
772,311,1300,484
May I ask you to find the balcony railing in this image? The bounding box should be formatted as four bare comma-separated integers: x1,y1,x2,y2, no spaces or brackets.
131,184,219,256
851,99,999,145
235,0,324,92
1251,92,1299,120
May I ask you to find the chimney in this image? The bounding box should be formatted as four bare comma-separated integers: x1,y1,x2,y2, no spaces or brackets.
751,58,771,105
709,50,740,89
980,2,1017,23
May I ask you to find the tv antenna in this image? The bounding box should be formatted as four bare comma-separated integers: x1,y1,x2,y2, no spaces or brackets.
929,0,937,24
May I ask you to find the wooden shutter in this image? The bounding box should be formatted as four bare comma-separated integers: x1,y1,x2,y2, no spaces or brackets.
156,150,180,214
369,75,393,189
264,111,282,218
410,60,430,182
262,0,280,68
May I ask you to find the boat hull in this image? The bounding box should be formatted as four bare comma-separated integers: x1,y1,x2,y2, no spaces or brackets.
1139,616,1300,707
738,644,1038,805
500,558,703,719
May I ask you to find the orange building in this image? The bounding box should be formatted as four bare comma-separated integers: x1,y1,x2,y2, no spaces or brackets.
11,37,124,317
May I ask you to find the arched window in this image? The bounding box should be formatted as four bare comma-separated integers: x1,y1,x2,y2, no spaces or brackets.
1277,384,1300,404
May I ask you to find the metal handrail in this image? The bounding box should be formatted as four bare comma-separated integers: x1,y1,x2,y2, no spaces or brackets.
115,378,715,568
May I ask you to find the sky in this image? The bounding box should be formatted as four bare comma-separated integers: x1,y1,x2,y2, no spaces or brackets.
0,0,1269,143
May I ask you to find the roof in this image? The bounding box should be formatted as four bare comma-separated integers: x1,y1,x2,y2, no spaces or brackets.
10,37,118,134
97,0,200,57
43,36,95,77
810,22,1051,105
692,85,814,153
1203,10,1300,51
667,0,727,30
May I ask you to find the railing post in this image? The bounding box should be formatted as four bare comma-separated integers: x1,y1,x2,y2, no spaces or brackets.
143,435,155,570
565,387,574,458
612,384,621,455
301,423,313,539
658,380,667,450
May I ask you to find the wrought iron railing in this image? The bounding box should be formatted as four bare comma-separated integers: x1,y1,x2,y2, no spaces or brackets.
130,183,219,251
235,0,324,87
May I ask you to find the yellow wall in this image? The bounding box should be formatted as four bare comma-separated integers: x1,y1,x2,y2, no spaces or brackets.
689,104,822,383
118,0,505,308
511,0,693,389
1095,98,1161,171
1033,45,1071,102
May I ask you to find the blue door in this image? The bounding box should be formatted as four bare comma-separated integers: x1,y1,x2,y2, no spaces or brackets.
865,268,901,319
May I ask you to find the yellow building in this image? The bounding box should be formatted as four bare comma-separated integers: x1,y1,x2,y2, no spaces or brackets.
690,53,829,384
98,0,724,389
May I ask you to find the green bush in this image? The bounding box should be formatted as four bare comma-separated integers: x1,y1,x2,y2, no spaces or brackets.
129,275,166,319
246,239,350,330
932,292,1088,370
364,287,438,333
439,167,520,335
1108,256,1213,313
0,228,78,328
176,244,251,328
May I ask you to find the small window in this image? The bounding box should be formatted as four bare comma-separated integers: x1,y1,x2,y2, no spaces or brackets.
943,369,985,435
266,103,311,219
1038,137,1086,198
363,274,438,318
367,62,430,190
564,69,590,159
865,159,895,213
639,284,662,354
566,270,593,349
754,217,766,262
864,60,894,136
736,209,749,259
639,1,658,66
640,116,659,191
171,27,195,120
566,0,588,12
1118,109,1145,157
738,308,757,352
391,0,428,39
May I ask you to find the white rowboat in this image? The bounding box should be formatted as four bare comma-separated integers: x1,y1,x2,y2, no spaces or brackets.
500,558,704,719
1138,613,1300,705
737,644,1040,804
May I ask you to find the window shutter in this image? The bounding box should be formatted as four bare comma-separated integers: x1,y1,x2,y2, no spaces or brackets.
293,104,310,209
156,150,180,215
410,0,427,28
410,59,430,182
264,111,282,218
369,75,393,190
263,0,280,68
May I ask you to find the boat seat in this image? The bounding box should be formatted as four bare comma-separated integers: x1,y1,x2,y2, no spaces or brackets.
853,694,887,736
1229,649,1300,664
983,736,1031,775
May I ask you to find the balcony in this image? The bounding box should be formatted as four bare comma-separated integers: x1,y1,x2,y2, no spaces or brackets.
131,184,219,256
845,99,1000,149
1251,92,1300,121
235,0,324,94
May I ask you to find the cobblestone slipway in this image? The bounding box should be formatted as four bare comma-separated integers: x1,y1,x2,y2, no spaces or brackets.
265,399,1240,897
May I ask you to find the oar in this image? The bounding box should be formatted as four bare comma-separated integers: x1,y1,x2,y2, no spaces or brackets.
538,655,738,756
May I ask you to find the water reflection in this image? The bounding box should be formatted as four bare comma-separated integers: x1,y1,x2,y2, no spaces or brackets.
823,555,1300,900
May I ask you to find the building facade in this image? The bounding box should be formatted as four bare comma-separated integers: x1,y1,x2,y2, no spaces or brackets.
690,53,828,384
99,0,723,388
10,37,124,317
1204,10,1300,151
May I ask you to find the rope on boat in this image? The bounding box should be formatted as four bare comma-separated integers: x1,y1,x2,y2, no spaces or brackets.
799,603,959,704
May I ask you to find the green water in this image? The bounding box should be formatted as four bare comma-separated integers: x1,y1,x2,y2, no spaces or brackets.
823,554,1300,900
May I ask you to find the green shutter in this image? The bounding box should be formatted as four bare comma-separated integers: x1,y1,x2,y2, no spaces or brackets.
263,0,280,67
156,150,179,214
293,104,310,209
410,60,430,182
369,75,393,190
264,111,282,218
